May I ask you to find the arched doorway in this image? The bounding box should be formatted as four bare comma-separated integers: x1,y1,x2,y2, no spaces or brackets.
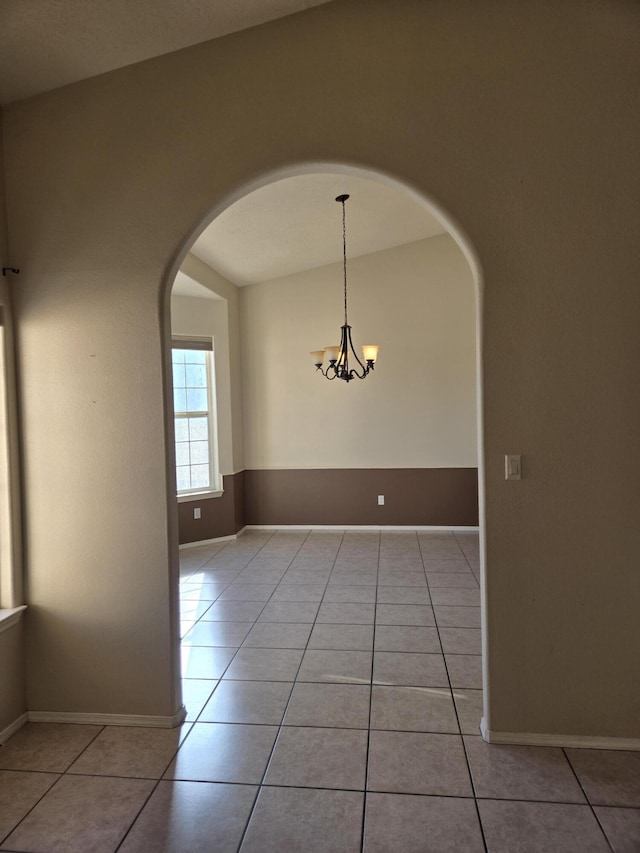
162,162,487,732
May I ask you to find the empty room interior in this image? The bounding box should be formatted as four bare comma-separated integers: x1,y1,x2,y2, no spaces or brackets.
0,1,638,851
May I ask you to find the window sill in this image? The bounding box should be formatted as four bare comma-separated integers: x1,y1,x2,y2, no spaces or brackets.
177,489,224,504
0,605,26,635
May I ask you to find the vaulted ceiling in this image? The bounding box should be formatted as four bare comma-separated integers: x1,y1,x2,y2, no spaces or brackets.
0,0,334,104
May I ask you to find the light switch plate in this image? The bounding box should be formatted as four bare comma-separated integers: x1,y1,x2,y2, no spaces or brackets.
505,455,522,480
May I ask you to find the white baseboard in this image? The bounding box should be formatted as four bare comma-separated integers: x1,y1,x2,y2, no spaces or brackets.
244,525,480,532
0,711,28,744
26,705,187,729
179,529,246,549
481,717,640,751
179,526,477,548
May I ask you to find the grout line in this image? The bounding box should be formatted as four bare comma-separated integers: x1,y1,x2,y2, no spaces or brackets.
417,531,489,853
233,527,330,852
360,529,381,853
561,747,615,852
0,722,108,848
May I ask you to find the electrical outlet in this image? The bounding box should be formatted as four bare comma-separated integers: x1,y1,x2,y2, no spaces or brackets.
194,507,201,519
378,495,385,506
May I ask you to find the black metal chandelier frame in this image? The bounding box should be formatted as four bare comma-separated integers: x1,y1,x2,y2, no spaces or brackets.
313,194,377,382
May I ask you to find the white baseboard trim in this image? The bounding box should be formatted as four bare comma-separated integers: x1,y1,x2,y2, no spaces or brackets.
179,529,246,550
0,711,28,744
244,525,480,532
481,717,640,751
27,705,187,729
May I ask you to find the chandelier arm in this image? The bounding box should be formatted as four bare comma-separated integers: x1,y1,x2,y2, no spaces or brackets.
345,325,367,376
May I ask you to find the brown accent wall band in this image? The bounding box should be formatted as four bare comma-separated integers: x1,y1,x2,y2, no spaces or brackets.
244,468,478,527
178,471,245,545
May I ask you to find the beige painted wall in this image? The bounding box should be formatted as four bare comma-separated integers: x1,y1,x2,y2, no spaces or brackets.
179,254,245,473
170,294,234,475
0,622,26,735
2,0,639,737
241,234,477,470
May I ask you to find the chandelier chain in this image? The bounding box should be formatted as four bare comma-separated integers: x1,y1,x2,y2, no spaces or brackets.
342,197,348,327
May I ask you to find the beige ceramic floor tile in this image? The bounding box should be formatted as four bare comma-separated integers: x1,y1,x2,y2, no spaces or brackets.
426,573,478,589
316,602,375,624
434,605,481,628
376,587,431,605
182,678,217,722
217,583,277,601
265,726,368,790
257,601,320,623
269,584,326,602
1,774,154,853
308,623,374,651
373,651,449,687
322,585,377,603
478,799,610,852
375,604,435,626
165,722,278,784
67,724,189,778
202,601,267,622
0,723,102,773
452,688,483,735
368,731,473,797
181,645,236,679
594,806,640,852
445,654,482,688
240,786,364,853
374,625,441,653
566,749,640,807
182,620,253,647
430,588,481,607
297,649,372,684
199,680,293,725
242,622,312,649
223,648,303,681
119,780,257,853
364,793,485,853
284,682,371,729
370,685,458,733
464,737,586,803
0,770,59,840
439,627,482,655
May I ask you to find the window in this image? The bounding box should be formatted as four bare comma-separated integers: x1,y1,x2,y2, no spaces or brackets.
171,337,221,496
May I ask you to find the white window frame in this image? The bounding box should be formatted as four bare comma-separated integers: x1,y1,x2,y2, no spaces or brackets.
172,336,223,500
0,303,26,626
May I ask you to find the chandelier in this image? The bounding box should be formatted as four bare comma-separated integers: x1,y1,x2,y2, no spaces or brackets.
310,194,379,381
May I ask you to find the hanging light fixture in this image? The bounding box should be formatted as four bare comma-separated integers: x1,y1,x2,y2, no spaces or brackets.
310,194,379,382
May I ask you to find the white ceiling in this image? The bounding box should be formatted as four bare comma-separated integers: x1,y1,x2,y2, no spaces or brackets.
190,173,446,287
0,0,334,104
172,271,222,301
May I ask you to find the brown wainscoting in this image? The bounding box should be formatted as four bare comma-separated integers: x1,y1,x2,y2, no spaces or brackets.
178,471,245,545
243,468,478,527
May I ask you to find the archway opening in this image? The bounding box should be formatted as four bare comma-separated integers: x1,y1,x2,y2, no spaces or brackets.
162,162,487,732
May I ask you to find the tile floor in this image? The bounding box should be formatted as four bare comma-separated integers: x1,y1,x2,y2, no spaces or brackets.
1,529,639,852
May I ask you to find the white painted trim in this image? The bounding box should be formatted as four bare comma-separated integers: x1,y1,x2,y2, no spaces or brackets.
0,711,28,744
244,525,480,532
0,604,26,635
177,489,223,504
179,528,246,550
27,705,187,729
481,718,640,751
